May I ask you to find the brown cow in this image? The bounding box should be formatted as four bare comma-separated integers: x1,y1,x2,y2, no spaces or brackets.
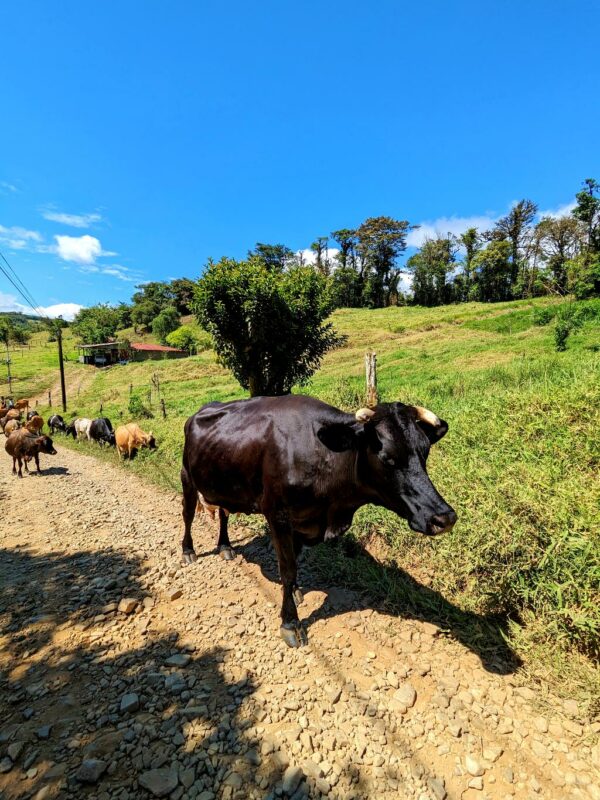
3,419,21,437
115,423,156,459
5,430,57,478
13,399,30,412
0,410,21,429
25,416,44,434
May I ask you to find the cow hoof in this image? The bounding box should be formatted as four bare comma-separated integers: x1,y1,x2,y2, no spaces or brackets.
219,546,235,561
182,551,197,565
280,623,308,648
292,587,304,606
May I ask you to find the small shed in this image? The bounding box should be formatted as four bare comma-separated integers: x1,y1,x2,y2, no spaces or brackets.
78,342,128,366
129,343,185,361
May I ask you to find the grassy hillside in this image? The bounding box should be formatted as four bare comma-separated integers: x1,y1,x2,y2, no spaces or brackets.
18,297,600,710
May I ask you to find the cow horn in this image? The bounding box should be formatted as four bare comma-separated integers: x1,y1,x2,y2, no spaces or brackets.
355,408,375,423
414,406,441,427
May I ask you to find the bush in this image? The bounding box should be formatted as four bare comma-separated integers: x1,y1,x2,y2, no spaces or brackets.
152,307,180,345
532,307,555,326
554,304,584,351
128,391,153,419
165,325,202,355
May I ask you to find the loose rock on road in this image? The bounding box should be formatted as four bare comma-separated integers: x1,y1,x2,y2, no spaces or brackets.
0,444,598,799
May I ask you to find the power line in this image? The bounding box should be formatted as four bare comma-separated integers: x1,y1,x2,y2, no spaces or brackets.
0,249,49,320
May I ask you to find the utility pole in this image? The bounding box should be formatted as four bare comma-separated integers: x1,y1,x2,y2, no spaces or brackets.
4,340,12,395
57,325,67,412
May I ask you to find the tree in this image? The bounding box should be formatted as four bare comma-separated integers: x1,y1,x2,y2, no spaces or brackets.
310,237,330,275
572,178,600,254
131,282,175,330
330,228,358,271
170,278,196,315
249,243,296,272
534,216,582,293
114,302,132,330
152,306,180,344
458,227,481,300
406,236,457,306
330,266,363,308
355,216,413,307
194,257,343,396
131,302,156,332
72,305,120,344
471,241,513,302
166,325,201,354
491,199,538,292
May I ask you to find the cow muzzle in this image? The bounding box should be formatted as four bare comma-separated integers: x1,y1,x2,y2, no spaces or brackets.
426,510,457,536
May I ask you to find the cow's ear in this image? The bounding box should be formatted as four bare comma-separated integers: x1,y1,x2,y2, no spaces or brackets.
317,422,361,452
413,406,448,443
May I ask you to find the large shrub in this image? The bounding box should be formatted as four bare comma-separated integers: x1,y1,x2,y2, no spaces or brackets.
194,257,344,395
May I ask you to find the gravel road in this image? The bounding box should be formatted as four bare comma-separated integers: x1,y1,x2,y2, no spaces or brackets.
0,443,598,800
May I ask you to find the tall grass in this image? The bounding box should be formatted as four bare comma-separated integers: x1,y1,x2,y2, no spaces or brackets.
25,297,600,709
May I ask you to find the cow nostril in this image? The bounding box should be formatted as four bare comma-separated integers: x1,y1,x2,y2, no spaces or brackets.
430,511,457,534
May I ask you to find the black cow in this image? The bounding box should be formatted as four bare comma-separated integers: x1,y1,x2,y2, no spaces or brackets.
27,410,40,421
48,414,67,434
181,395,457,648
89,417,115,446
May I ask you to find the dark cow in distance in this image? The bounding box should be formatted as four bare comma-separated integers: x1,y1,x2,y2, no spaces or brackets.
89,417,115,446
48,414,67,435
181,395,457,648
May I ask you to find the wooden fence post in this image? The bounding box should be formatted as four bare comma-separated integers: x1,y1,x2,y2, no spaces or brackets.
129,383,133,396
161,399,166,419
365,351,378,407
48,391,52,407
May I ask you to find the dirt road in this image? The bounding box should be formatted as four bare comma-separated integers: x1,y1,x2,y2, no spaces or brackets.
0,444,598,800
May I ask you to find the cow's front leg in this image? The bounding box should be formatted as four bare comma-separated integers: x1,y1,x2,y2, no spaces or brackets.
292,533,304,606
217,508,234,561
270,513,308,648
34,454,41,473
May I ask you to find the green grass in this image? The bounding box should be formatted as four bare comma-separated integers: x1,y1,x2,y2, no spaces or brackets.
15,296,600,712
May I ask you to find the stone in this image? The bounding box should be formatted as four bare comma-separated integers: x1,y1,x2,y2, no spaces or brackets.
7,741,24,761
468,776,484,790
282,765,304,795
393,684,417,708
120,692,140,713
465,756,485,777
428,777,447,800
0,757,12,773
75,758,108,783
118,597,138,614
33,788,52,800
180,768,195,789
138,768,179,797
166,654,191,667
170,589,183,601
36,725,52,739
224,772,243,788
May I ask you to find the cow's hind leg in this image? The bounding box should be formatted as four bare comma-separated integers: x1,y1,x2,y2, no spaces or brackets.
217,508,234,561
270,512,307,648
180,466,198,564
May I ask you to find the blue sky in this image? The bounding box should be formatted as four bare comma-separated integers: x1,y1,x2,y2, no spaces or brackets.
1,1,598,319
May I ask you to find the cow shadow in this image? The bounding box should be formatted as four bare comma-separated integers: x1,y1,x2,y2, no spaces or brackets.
233,526,520,675
40,466,70,476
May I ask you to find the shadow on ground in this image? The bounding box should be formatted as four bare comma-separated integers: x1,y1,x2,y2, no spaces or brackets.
234,526,520,676
0,546,375,799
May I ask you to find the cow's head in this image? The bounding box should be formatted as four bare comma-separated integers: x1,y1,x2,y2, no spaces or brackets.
37,436,57,455
319,402,457,536
145,432,157,450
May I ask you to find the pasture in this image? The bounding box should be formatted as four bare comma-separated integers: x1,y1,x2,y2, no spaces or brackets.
12,297,600,709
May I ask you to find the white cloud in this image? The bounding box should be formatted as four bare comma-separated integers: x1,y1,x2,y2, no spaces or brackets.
537,201,576,220
101,266,134,282
39,302,83,320
406,215,498,249
55,234,102,264
296,247,341,266
0,182,18,194
42,210,102,228
0,292,83,321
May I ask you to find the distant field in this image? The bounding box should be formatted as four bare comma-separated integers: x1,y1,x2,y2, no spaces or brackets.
10,297,600,710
